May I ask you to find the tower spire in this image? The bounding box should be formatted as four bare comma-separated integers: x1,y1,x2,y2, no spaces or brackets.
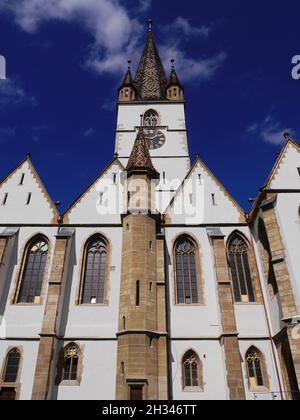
126,117,159,179
134,21,167,101
166,58,184,101
118,59,136,102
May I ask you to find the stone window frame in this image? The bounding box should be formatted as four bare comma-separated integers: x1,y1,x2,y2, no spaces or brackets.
12,233,52,306
245,346,270,392
181,349,204,392
55,342,84,387
172,233,205,306
226,230,262,305
0,346,23,400
77,233,111,306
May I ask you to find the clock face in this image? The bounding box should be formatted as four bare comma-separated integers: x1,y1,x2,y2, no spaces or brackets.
145,129,166,150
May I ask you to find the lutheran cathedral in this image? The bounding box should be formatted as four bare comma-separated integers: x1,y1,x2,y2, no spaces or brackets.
0,22,300,401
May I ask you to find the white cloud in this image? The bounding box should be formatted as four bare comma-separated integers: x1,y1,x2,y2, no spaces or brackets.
164,16,212,38
0,78,36,107
137,0,152,13
247,115,294,145
83,128,94,137
0,1,225,83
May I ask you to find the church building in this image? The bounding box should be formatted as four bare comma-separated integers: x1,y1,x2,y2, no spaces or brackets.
0,22,300,400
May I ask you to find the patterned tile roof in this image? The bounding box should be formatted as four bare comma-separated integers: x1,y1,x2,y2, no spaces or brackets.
126,128,159,178
134,31,167,100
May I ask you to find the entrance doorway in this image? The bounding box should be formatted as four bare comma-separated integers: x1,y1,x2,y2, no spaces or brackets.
129,385,143,400
0,387,16,400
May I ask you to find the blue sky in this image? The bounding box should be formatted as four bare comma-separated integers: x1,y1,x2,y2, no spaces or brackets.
0,0,299,212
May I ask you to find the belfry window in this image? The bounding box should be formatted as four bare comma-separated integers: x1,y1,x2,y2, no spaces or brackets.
174,236,199,304
144,110,158,127
17,236,48,304
2,348,21,383
227,234,255,303
81,235,108,304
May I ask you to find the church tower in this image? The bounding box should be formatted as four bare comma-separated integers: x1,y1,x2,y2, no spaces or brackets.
115,20,190,213
116,121,168,400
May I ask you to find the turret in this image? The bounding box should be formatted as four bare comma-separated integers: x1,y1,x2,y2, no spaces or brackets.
166,59,184,101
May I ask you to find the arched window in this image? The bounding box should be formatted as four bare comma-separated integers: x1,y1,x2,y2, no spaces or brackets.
144,110,158,127
175,236,199,304
182,350,202,389
81,235,108,304
227,234,255,303
17,236,48,303
62,344,79,382
2,348,21,383
246,347,268,389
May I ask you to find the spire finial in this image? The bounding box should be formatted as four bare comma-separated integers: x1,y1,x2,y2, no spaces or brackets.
171,58,175,69
127,59,132,70
148,18,152,32
284,132,290,140
140,114,144,129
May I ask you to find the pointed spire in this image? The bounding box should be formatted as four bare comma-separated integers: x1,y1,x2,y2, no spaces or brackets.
134,20,167,100
120,60,134,87
166,59,183,89
126,115,159,179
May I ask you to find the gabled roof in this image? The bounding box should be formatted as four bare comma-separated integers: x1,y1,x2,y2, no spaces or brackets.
247,135,300,222
165,155,245,222
0,154,59,223
62,156,125,222
261,136,300,190
134,29,167,100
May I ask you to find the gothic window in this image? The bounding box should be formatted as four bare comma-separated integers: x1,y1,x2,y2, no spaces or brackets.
62,344,79,382
227,234,255,303
81,235,108,304
17,236,48,304
2,348,21,383
246,347,268,389
182,350,202,389
144,110,158,127
174,236,200,304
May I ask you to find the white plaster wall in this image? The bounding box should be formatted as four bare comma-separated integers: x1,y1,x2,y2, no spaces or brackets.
276,193,300,312
165,227,222,338
167,161,243,225
1,226,57,338
116,102,190,187
0,160,56,224
269,143,300,190
0,340,39,400
61,227,122,338
239,340,281,401
171,340,227,400
66,162,123,225
55,340,117,400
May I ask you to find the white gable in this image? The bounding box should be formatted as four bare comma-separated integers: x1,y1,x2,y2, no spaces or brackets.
65,161,124,224
0,159,57,224
268,142,300,190
166,160,244,225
